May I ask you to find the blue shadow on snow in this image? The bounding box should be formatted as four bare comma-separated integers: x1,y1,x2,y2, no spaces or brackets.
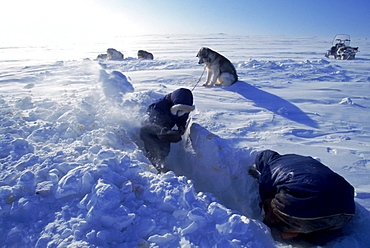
225,81,319,129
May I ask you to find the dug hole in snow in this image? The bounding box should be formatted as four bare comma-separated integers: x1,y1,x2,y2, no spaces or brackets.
166,119,261,220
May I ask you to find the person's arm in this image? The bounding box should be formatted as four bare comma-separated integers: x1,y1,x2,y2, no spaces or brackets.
147,100,173,129
148,109,172,128
175,113,189,134
255,150,280,205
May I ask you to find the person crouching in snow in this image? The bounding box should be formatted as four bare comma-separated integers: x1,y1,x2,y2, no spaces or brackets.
140,88,195,172
250,149,355,246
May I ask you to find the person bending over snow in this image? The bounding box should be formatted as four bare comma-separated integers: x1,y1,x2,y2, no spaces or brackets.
250,149,355,246
140,88,195,172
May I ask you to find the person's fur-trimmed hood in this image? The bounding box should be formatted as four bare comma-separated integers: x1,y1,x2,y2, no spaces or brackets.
171,104,195,116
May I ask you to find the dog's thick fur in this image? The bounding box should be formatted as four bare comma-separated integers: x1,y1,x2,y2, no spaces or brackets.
97,48,124,60
107,48,124,60
138,50,154,60
196,47,238,87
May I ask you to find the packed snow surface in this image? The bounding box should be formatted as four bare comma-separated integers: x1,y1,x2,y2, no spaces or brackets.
1,34,370,247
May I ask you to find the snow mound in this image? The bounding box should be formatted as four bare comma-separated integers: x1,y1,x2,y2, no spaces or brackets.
0,62,275,248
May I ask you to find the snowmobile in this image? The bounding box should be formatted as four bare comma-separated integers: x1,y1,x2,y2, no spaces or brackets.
325,34,359,60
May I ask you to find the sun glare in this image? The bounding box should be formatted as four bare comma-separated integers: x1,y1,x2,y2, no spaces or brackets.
0,0,144,44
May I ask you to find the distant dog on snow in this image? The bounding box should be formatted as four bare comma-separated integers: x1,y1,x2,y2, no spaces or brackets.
196,47,238,87
97,48,124,60
138,50,154,60
107,48,124,60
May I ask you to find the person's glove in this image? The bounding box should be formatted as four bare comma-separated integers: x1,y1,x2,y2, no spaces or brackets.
248,164,260,179
160,127,169,134
157,129,182,143
178,126,185,135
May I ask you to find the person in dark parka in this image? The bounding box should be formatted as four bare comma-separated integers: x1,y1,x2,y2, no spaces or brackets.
252,149,355,245
140,88,195,172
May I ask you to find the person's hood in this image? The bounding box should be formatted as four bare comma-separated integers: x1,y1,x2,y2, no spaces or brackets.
170,104,195,116
170,88,193,106
168,88,195,116
255,150,281,173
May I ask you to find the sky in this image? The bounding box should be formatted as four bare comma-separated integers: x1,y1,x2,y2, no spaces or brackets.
1,0,369,41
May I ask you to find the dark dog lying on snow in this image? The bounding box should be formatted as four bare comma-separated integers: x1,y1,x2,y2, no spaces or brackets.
138,50,154,60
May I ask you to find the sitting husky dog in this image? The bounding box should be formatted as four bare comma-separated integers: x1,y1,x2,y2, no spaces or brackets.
196,47,238,87
138,50,154,60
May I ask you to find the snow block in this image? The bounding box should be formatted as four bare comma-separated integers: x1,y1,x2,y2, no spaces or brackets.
55,166,95,199
79,180,136,231
99,70,134,103
0,134,13,159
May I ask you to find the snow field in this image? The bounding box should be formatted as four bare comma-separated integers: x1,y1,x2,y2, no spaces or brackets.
0,34,370,247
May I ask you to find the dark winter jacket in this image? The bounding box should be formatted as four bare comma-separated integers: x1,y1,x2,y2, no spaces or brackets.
146,88,193,130
255,150,355,219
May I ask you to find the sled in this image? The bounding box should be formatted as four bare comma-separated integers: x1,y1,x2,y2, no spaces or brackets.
325,34,358,60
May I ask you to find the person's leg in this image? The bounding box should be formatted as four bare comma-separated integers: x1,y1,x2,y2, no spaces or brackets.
140,125,171,171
